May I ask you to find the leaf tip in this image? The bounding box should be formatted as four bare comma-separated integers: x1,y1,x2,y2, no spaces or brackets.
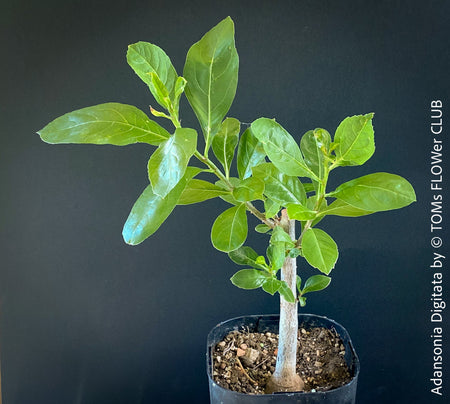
122,233,134,246
122,224,139,246
37,128,54,144
223,16,235,27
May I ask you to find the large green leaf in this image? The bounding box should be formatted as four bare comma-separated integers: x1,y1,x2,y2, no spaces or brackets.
122,167,199,245
127,42,178,107
333,113,375,166
230,269,267,289
212,118,240,176
228,246,266,270
211,204,248,252
237,128,266,179
232,177,265,202
251,118,317,179
147,128,197,198
286,204,317,221
178,179,229,205
329,172,417,212
183,17,239,149
300,128,331,180
301,228,338,275
252,163,306,206
38,103,170,146
319,199,375,217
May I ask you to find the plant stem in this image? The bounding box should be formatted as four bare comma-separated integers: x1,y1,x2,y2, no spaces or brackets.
193,151,228,184
246,201,275,228
266,212,304,393
193,151,275,227
296,163,331,247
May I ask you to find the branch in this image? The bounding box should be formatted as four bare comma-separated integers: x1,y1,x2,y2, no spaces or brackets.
246,201,276,228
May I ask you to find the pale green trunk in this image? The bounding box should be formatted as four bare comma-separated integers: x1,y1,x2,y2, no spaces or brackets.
266,215,304,393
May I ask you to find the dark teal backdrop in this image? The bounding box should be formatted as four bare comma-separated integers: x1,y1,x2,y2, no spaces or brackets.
1,0,449,403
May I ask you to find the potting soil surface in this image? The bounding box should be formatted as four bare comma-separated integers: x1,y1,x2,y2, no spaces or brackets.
212,325,352,395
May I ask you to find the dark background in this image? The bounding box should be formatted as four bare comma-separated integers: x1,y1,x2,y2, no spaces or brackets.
1,0,449,402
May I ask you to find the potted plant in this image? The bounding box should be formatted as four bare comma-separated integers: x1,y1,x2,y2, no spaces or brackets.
38,17,416,402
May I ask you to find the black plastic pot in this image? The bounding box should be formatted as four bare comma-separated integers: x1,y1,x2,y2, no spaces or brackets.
207,314,359,403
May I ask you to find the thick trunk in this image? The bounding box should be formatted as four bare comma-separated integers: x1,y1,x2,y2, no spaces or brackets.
266,214,304,393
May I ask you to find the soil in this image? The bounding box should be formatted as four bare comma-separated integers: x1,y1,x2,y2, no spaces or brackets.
211,324,352,395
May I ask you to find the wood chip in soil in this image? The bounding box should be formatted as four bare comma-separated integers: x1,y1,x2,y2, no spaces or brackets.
212,325,352,395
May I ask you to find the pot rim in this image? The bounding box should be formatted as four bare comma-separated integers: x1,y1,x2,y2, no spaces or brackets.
207,313,360,397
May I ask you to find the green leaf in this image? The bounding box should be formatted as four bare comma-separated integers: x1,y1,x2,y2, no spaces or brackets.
127,42,178,106
228,246,266,269
122,167,198,245
216,177,241,205
211,204,248,252
302,275,332,294
300,128,331,179
303,183,316,193
302,228,338,275
255,224,271,233
319,199,375,217
184,17,239,149
178,179,230,205
216,177,240,190
219,195,239,206
232,177,265,202
264,198,281,219
262,278,282,295
148,72,171,110
231,269,267,289
174,76,187,100
307,195,327,211
286,204,317,221
296,275,302,294
266,244,285,271
256,256,267,266
38,103,170,146
251,118,317,179
278,282,296,303
212,118,240,176
333,113,375,166
252,163,306,206
147,128,197,198
172,76,187,112
288,248,302,258
237,128,266,179
299,296,307,307
270,226,295,247
329,172,417,212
